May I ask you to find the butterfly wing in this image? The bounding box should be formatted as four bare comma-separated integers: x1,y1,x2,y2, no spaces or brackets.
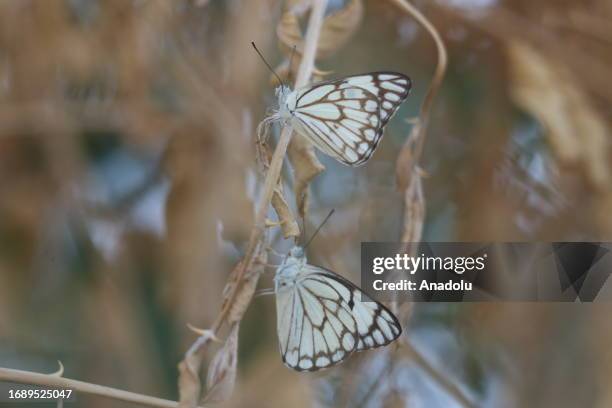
342,72,412,132
276,271,359,371
290,84,381,166
305,265,403,352
276,263,402,372
290,72,411,166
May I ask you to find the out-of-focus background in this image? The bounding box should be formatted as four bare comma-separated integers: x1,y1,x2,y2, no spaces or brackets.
0,0,611,407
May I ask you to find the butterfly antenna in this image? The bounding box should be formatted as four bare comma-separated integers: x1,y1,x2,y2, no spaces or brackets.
301,210,307,247
304,209,335,250
251,41,285,87
288,45,297,85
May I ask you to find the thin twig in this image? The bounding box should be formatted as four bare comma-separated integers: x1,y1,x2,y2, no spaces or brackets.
0,366,201,408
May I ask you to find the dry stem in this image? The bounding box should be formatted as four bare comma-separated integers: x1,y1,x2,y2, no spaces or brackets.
212,0,327,334
177,0,329,406
0,366,200,408
385,2,476,408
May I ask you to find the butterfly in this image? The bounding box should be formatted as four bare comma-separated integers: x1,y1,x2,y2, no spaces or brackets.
260,72,412,166
274,246,402,371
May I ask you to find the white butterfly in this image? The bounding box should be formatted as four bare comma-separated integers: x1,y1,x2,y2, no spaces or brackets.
274,246,402,371
260,72,412,166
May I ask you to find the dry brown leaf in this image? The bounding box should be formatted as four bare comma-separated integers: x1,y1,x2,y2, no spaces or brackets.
400,169,425,243
258,140,300,238
277,11,304,57
226,267,260,324
277,0,364,59
178,329,219,408
317,0,364,58
273,57,330,87
260,103,323,220
272,185,301,238
287,135,325,219
395,122,428,248
203,322,240,404
395,123,421,191
221,257,264,324
507,41,611,190
178,259,259,406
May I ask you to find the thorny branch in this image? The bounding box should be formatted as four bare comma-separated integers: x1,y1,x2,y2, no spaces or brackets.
177,0,329,406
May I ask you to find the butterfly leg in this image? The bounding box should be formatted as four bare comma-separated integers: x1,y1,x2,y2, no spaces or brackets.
255,118,276,171
265,218,288,228
254,260,280,269
254,288,275,297
263,244,286,257
256,116,275,146
254,247,280,270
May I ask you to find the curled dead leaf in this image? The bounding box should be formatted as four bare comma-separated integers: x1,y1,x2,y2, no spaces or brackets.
400,169,425,243
177,361,200,395
258,138,300,238
317,0,364,59
287,133,325,219
507,41,610,190
277,12,303,57
273,57,332,90
272,185,301,238
258,97,324,220
226,266,260,324
395,123,422,191
277,0,364,59
203,322,240,404
178,329,219,407
221,254,265,324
